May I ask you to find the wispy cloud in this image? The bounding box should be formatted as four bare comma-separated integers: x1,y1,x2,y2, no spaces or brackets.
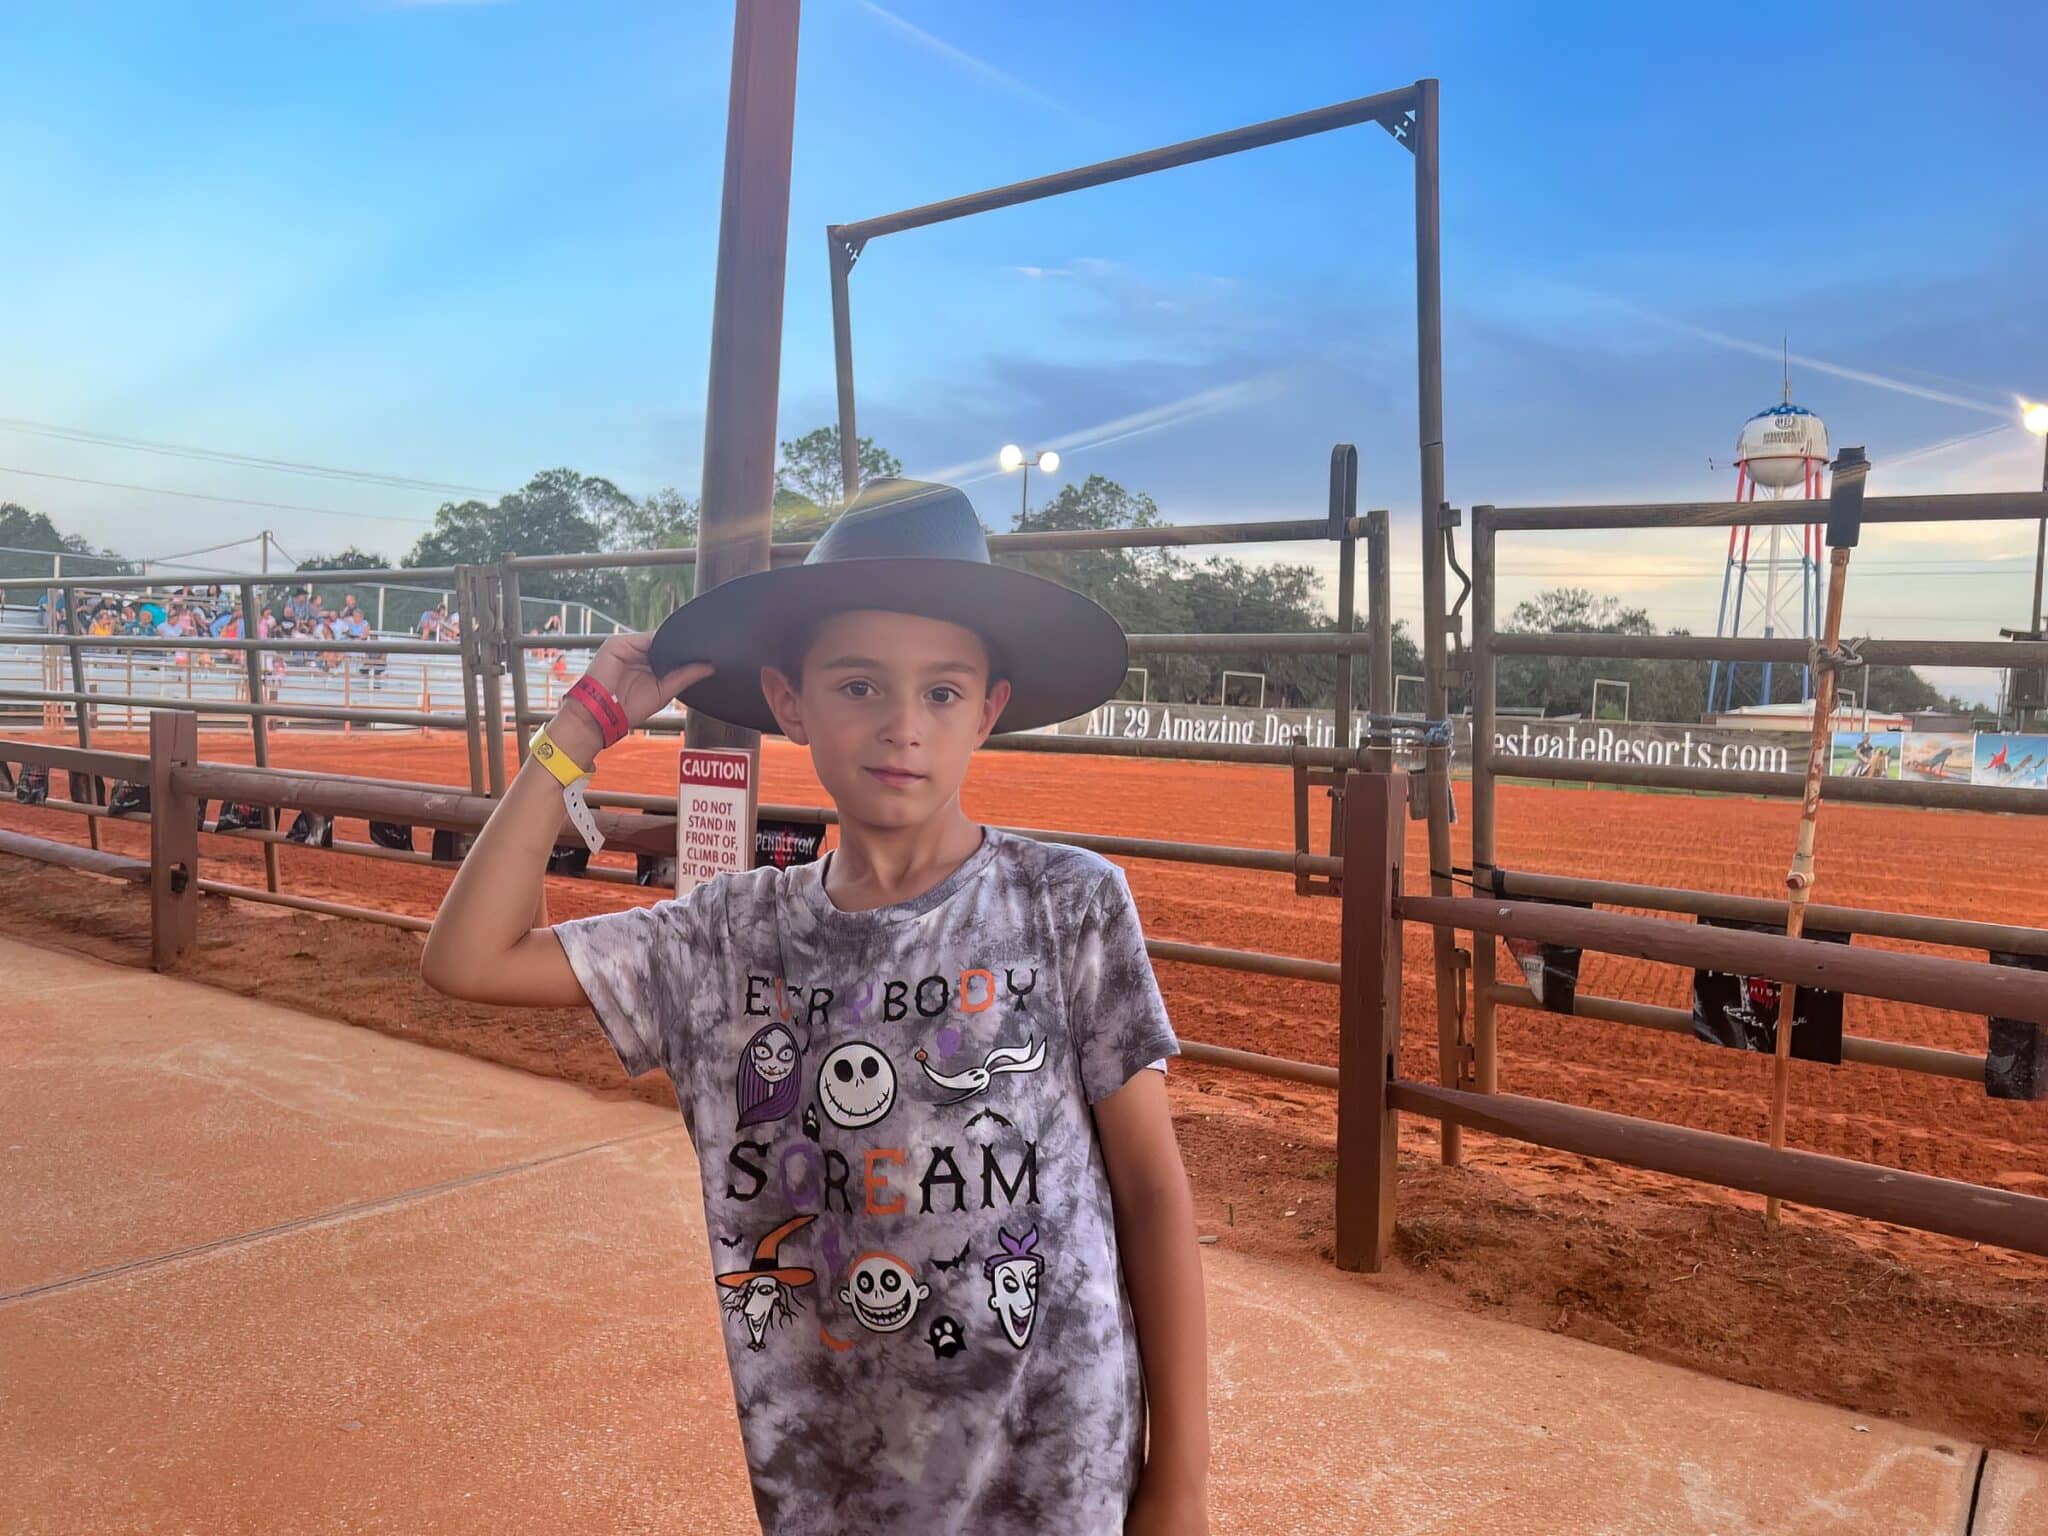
850,1,1093,127
1589,294,2014,420
913,371,1291,486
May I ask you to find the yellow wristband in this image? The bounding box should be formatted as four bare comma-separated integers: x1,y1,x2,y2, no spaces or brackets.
528,725,589,788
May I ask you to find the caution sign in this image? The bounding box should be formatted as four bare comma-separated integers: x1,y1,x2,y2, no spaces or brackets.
677,747,757,894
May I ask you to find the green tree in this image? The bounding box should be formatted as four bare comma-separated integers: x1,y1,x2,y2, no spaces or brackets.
613,488,702,631
775,425,902,513
406,468,633,615
0,503,129,580
1000,473,1413,709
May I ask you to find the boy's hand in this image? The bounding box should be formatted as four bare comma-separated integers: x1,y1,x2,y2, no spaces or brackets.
1126,1478,1208,1534
578,631,713,733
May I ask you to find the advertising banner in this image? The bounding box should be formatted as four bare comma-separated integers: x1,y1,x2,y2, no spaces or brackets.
756,817,827,872
1690,916,1849,1064
1985,951,2048,1101
1974,733,2048,790
1830,729,1903,780
1901,732,1973,782
1503,895,1592,1013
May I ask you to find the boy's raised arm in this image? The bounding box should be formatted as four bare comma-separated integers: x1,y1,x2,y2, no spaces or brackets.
419,634,709,1008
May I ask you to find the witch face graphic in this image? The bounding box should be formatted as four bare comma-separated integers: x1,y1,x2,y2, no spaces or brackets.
984,1226,1045,1350
736,1023,801,1127
716,1214,817,1351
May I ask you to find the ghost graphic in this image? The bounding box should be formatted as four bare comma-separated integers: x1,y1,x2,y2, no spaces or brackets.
818,1041,896,1129
984,1226,1045,1350
839,1251,930,1334
735,1022,801,1128
715,1214,817,1351
913,1037,1045,1105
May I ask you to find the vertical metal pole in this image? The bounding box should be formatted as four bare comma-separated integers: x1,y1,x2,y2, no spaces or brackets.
828,226,861,506
689,0,802,760
1412,76,1462,1165
239,581,280,893
455,566,487,795
1366,508,1393,774
376,587,386,634
1335,768,1405,1273
476,565,509,797
61,586,101,850
1329,444,1358,753
2032,433,2046,641
503,565,531,762
150,709,199,971
1470,507,1499,1095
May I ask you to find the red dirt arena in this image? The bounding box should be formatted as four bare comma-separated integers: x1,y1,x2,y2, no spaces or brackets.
2,723,2045,1457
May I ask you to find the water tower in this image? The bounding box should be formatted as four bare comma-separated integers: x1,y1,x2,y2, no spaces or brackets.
1707,389,1829,712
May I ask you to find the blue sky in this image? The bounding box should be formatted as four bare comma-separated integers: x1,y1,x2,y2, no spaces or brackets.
3,1,2044,699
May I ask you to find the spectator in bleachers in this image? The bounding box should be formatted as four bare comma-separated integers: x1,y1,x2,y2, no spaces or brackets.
418,602,449,641
286,587,316,630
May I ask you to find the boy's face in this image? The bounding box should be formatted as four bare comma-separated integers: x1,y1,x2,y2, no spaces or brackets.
761,610,1010,831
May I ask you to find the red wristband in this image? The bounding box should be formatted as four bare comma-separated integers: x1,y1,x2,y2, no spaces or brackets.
567,675,630,748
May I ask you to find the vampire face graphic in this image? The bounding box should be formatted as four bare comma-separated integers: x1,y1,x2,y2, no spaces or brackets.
839,1251,930,1334
818,1041,896,1129
736,1023,801,1128
715,1214,817,1351
984,1226,1044,1350
913,1036,1045,1105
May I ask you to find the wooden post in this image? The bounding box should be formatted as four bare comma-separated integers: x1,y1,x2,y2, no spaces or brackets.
1768,448,1867,1226
149,710,199,971
1336,769,1407,1272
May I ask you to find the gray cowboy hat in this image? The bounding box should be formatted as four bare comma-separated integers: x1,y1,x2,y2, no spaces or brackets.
651,478,1127,735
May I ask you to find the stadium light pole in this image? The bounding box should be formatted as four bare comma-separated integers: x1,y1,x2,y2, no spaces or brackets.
2024,400,2048,640
998,444,1061,522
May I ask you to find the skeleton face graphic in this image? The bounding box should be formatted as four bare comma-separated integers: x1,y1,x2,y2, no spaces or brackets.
818,1041,896,1129
839,1252,929,1334
750,1025,798,1083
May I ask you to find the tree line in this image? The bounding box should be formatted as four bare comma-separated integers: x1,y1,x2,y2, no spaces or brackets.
4,432,1963,718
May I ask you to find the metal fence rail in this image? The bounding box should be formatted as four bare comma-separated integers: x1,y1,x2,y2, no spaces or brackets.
1457,488,2048,1148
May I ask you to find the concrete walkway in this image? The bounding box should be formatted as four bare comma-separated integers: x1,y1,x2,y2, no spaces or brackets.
1,935,2036,1535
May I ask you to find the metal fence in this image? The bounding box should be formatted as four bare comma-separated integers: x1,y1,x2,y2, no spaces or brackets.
3,75,2047,1272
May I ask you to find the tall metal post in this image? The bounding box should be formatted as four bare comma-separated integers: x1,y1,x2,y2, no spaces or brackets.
828,226,861,508
1412,77,1462,1164
1329,444,1359,754
691,0,803,756
2032,433,2046,639
1366,507,1393,774
1469,508,1498,1094
239,580,280,893
1335,769,1406,1273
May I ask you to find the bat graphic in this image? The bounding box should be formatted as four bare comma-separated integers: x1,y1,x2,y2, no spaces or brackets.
914,1037,1046,1105
930,1241,972,1273
717,1234,745,1249
964,1107,1014,1132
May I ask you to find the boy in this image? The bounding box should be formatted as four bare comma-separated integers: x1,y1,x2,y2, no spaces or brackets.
423,479,1209,1534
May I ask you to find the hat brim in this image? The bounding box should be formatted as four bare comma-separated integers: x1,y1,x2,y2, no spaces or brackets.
716,1266,817,1289
650,558,1128,736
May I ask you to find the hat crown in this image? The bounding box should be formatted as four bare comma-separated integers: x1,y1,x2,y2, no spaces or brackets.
803,478,991,567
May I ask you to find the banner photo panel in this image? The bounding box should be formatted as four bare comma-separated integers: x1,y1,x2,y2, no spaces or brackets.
1690,916,1850,1065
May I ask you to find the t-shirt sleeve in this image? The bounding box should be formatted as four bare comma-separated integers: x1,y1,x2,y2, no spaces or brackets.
553,883,723,1080
1064,865,1180,1104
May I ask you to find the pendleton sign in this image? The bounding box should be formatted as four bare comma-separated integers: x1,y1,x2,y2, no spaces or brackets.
1049,702,1798,776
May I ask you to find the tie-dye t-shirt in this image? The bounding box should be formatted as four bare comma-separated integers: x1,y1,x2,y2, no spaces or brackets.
553,829,1179,1535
